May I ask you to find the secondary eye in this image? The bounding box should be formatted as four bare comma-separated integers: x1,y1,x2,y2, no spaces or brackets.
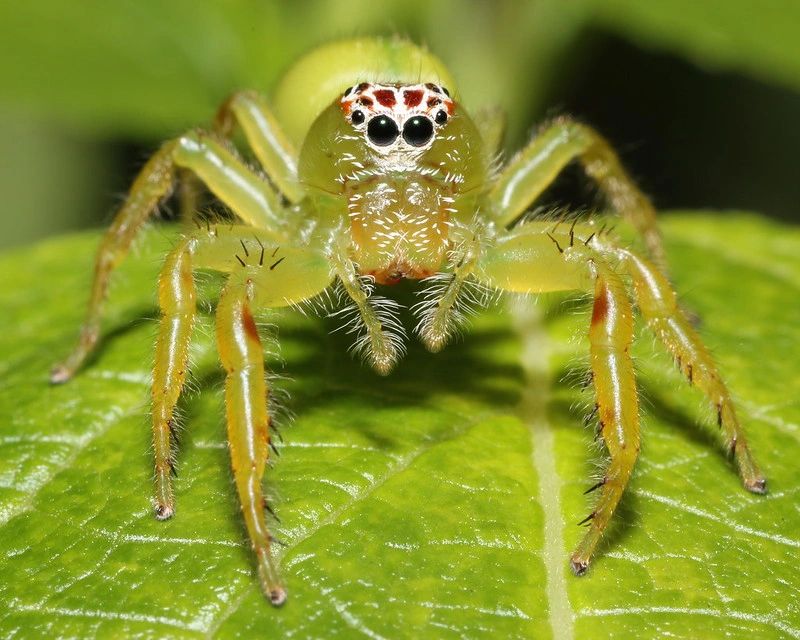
402,116,434,147
367,115,399,146
351,110,365,125
434,110,448,125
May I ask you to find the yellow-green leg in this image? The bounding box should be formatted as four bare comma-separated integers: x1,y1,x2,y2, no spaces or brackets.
478,226,642,575
329,247,405,375
570,260,640,573
618,248,766,492
215,90,303,203
414,231,483,352
151,238,197,519
147,226,332,604
216,271,284,604
50,142,178,383
489,116,666,269
479,223,765,574
51,131,289,383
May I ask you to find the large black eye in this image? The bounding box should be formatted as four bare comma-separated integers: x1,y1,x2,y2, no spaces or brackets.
402,116,434,147
367,115,399,146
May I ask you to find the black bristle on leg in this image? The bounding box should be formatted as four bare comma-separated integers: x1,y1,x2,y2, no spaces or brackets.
583,478,606,495
263,499,281,524
269,534,288,548
583,403,599,426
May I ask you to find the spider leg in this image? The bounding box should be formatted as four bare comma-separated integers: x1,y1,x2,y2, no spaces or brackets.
150,225,332,604
51,131,289,383
215,90,303,203
414,231,483,351
477,224,640,575
488,116,666,270
478,223,765,572
150,225,330,516
216,271,284,604
572,261,639,573
329,246,405,375
615,246,766,493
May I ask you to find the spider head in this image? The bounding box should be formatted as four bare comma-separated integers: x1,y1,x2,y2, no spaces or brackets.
340,82,454,153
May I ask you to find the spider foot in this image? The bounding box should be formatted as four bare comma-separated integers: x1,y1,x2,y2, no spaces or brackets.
49,364,73,385
50,326,99,384
745,476,767,495
154,504,174,520
569,556,589,577
256,548,287,606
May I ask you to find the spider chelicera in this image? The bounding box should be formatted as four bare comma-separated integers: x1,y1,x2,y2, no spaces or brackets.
51,37,766,606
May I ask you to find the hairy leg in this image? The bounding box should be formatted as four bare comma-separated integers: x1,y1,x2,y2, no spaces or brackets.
150,225,331,521
328,245,405,375
479,222,765,572
216,271,284,604
488,116,666,269
51,131,289,383
414,231,483,352
571,260,639,573
148,226,332,603
478,227,640,574
215,90,303,203
616,247,766,492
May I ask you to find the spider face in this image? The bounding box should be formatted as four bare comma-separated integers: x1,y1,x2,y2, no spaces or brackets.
341,82,453,153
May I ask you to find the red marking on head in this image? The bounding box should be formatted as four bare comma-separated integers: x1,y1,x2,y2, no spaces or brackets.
427,97,442,108
358,96,373,107
374,89,396,107
403,89,424,108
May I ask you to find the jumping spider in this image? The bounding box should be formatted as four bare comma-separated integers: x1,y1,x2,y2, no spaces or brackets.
51,37,766,606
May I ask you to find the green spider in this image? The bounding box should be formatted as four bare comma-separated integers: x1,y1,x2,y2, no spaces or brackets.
51,37,766,606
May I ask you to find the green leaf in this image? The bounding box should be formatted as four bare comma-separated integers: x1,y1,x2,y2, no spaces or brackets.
0,213,798,638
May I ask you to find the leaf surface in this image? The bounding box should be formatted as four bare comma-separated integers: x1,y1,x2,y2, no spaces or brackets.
0,214,798,638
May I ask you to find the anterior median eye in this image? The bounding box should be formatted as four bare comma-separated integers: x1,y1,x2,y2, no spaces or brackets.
402,116,434,147
367,115,399,146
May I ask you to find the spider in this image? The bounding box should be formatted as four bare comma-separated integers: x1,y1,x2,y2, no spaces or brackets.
51,37,766,606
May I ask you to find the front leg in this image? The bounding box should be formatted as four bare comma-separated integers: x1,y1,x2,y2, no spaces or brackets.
489,116,666,270
478,228,641,575
216,271,284,605
153,234,332,604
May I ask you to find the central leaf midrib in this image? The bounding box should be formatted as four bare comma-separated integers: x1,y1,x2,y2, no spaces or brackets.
513,301,575,640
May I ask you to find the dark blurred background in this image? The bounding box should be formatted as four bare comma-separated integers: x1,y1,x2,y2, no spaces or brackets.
1,0,798,250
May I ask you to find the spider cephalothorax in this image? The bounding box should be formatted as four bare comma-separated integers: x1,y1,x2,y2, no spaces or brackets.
302,81,483,284
52,37,766,607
